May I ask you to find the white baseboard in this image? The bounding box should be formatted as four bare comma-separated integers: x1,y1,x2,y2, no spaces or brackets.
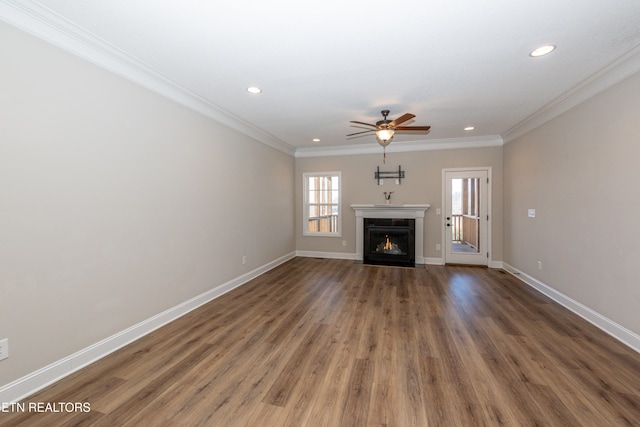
293,253,502,268
425,259,503,267
0,251,296,404
424,258,501,267
502,263,640,353
295,250,356,260
296,252,448,267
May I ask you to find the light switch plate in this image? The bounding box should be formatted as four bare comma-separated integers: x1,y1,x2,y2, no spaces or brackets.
0,338,8,361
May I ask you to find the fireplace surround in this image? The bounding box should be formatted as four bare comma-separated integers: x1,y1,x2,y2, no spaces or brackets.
351,204,430,266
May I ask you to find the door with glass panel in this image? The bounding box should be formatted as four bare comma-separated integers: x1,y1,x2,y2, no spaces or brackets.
443,169,489,265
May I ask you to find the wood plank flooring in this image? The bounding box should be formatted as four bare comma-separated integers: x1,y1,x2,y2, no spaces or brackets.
2,257,640,426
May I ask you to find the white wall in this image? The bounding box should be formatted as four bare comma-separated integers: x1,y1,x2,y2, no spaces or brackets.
0,21,294,388
504,71,640,337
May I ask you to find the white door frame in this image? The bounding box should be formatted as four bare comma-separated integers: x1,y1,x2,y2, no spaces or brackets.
441,167,492,266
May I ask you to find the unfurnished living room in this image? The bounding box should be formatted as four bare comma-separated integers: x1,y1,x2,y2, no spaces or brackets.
1,1,640,426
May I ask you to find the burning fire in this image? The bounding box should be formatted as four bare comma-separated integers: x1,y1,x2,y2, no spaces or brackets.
375,234,402,254
384,235,393,251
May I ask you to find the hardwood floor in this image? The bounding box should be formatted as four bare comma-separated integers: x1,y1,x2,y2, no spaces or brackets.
2,257,640,426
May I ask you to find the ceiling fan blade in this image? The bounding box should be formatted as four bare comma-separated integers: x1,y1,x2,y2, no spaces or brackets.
389,113,415,127
346,129,376,136
349,120,378,128
395,126,431,131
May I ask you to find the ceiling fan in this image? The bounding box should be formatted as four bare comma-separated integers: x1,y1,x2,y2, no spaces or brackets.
347,110,431,162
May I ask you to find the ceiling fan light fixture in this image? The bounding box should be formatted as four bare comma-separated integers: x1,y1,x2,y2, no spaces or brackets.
348,110,429,163
376,128,395,143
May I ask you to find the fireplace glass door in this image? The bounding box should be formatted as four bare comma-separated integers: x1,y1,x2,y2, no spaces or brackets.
371,228,408,255
364,218,415,266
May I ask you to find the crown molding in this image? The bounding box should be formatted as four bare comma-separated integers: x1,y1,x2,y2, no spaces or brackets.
294,135,503,158
10,0,636,156
502,42,640,144
0,0,295,156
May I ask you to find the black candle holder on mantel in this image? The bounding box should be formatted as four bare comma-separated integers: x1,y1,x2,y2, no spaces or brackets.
375,165,405,185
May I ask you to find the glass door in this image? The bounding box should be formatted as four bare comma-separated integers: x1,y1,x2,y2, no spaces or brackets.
444,169,489,265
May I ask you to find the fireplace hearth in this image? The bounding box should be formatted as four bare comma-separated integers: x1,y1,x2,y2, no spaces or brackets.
364,218,415,267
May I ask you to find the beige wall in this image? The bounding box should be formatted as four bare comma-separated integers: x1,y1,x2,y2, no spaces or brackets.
0,22,294,386
295,146,503,262
504,71,640,335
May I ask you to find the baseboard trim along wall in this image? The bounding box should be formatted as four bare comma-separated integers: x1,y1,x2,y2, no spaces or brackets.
0,251,296,404
503,263,640,354
295,250,356,260
296,250,445,266
295,252,500,269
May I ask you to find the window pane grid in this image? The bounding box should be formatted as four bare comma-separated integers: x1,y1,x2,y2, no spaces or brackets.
304,173,340,235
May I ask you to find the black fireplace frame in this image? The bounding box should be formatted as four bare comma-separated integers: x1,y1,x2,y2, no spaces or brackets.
363,218,415,267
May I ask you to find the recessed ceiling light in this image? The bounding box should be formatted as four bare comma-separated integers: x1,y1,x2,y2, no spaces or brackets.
529,45,556,57
246,86,262,94
312,138,321,142
464,126,475,131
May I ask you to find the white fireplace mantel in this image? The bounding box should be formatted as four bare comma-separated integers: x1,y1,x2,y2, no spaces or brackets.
351,204,430,264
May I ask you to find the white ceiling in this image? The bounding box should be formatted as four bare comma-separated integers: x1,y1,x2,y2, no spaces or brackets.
5,0,640,153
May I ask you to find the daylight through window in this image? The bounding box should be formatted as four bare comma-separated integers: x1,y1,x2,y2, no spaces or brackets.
303,172,341,236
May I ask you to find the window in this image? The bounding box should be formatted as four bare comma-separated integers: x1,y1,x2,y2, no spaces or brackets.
303,172,341,236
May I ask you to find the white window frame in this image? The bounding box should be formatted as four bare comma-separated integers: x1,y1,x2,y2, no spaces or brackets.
303,172,342,237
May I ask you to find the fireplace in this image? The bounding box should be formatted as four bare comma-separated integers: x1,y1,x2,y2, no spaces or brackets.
351,204,430,266
364,218,415,266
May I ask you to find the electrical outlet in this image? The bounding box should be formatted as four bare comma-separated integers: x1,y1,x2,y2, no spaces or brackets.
0,338,8,361
436,244,441,251
537,261,543,271
242,256,247,265
342,240,347,247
